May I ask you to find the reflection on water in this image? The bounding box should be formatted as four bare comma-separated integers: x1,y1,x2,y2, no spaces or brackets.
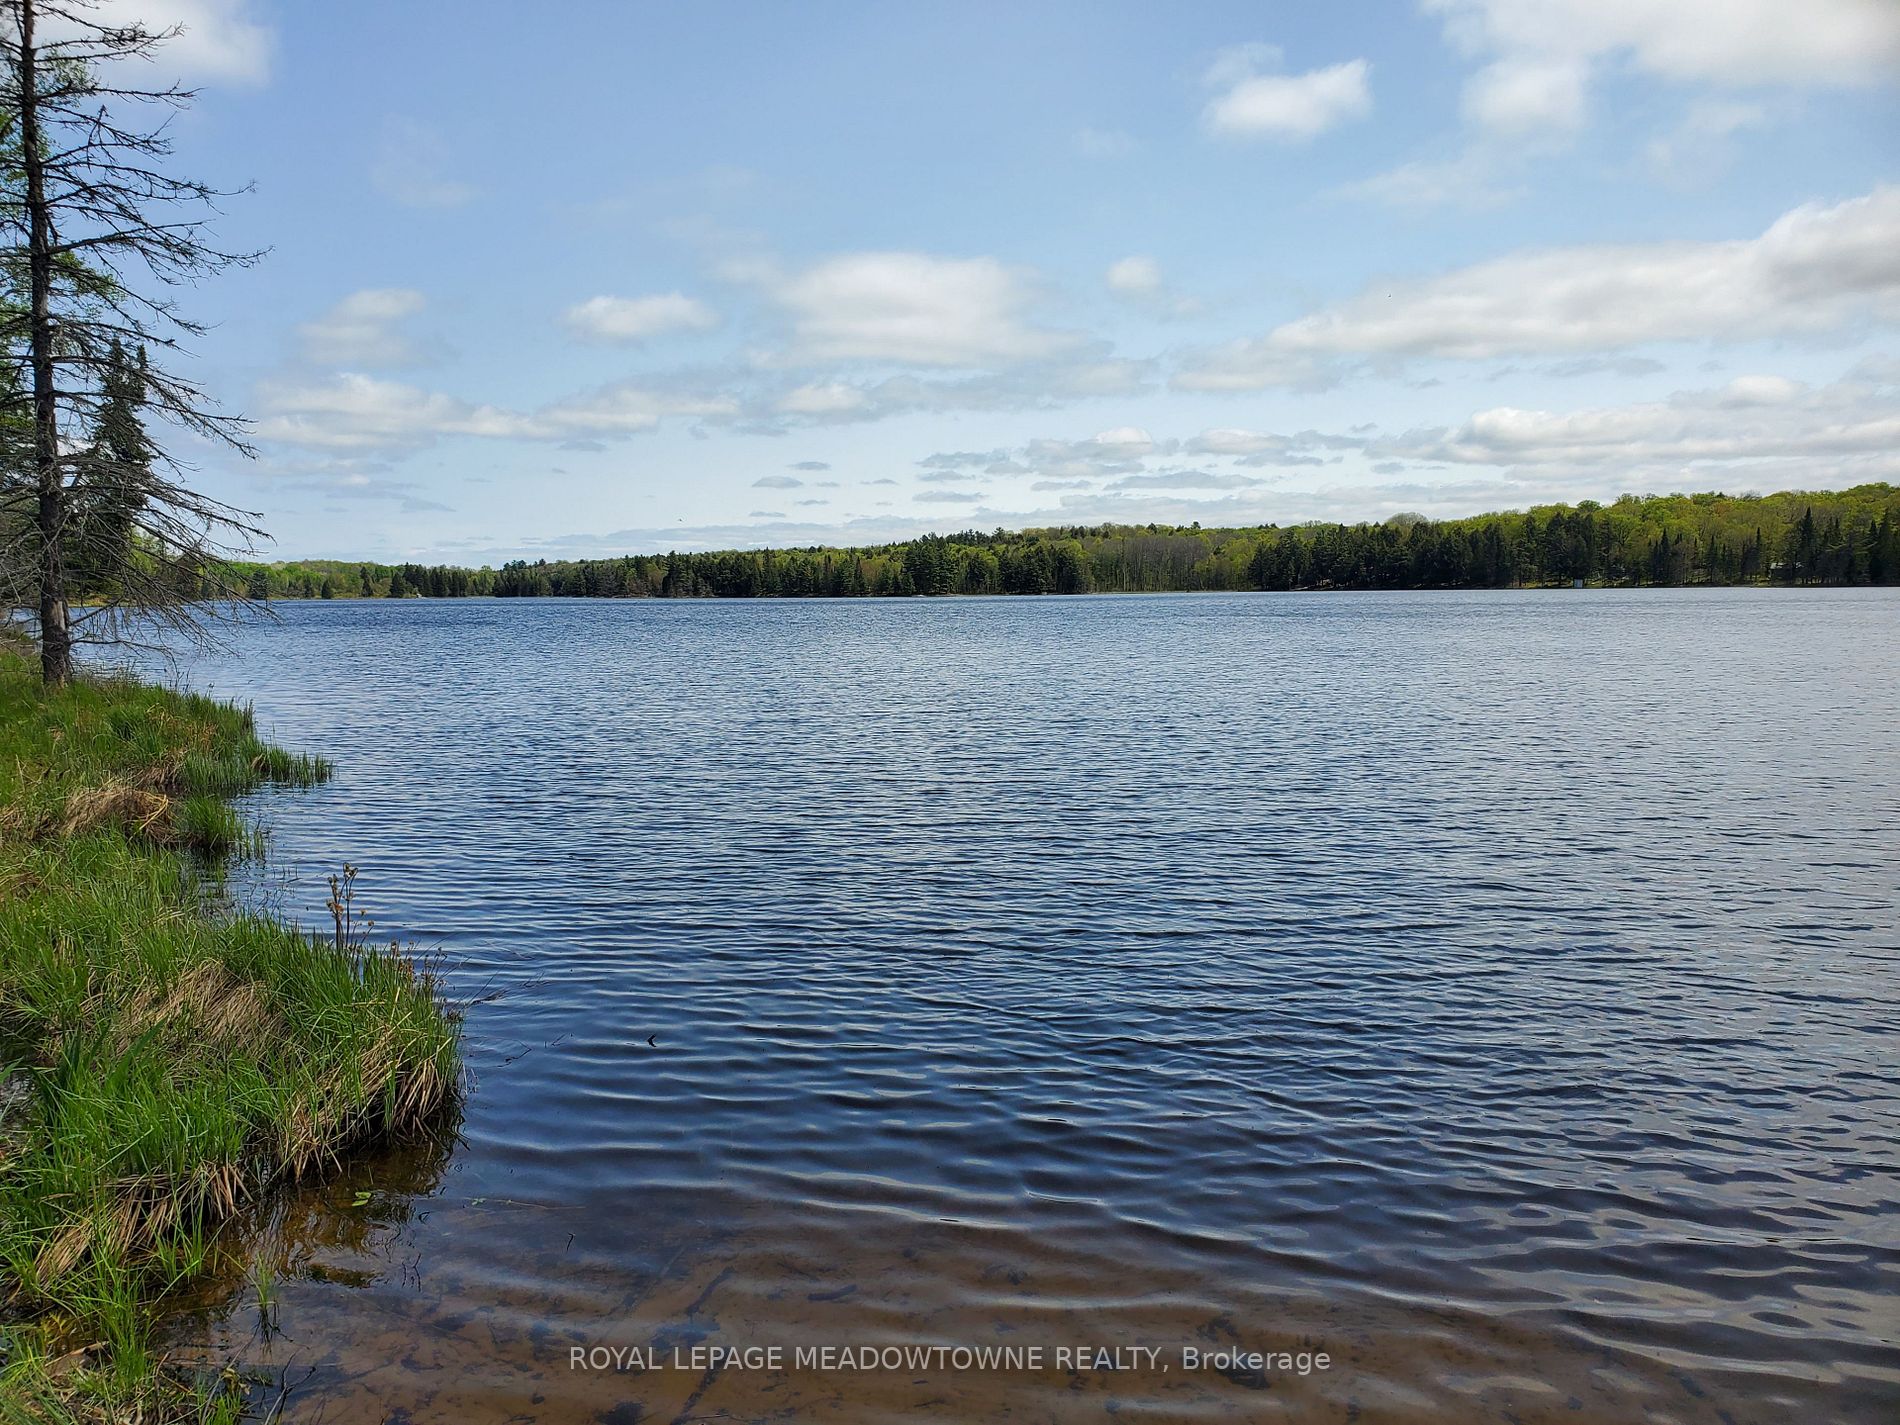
141,591,1899,1423
168,1133,458,1330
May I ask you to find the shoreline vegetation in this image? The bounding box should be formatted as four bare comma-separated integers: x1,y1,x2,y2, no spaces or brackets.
227,484,1898,601
0,639,461,1423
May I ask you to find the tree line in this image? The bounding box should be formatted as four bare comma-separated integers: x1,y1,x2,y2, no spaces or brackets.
231,483,1900,601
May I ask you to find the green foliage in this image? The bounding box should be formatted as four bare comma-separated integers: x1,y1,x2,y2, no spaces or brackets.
64,341,153,601
173,794,247,854
481,483,1900,599
0,645,459,1421
213,483,1900,604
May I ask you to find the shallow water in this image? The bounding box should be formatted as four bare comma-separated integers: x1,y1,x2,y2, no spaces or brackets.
148,590,1898,1422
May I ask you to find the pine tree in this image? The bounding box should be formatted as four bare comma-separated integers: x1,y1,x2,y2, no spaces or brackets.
1787,506,1819,583
4,0,267,683
66,339,151,595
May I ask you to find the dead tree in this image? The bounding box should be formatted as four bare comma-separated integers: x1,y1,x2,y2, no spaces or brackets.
0,0,264,685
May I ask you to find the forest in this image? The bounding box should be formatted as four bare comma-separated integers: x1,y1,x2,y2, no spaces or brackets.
227,484,1900,602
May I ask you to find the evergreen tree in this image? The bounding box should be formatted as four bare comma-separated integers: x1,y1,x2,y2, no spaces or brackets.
67,339,151,595
5,0,267,683
1786,506,1819,583
209,485,1899,605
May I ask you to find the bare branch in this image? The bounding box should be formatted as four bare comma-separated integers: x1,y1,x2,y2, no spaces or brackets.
0,0,261,681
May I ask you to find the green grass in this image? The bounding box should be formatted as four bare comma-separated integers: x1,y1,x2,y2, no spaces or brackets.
0,644,461,1421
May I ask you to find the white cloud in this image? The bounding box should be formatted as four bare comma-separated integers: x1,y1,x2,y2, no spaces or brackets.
371,118,478,208
775,382,871,416
1428,0,1900,87
1333,148,1522,210
1106,256,1163,296
1384,367,1900,483
1081,426,1157,459
919,451,1007,470
1203,42,1284,90
1170,343,1340,393
768,251,1075,366
996,428,1178,483
86,0,271,84
1203,50,1372,141
916,490,986,505
922,366,1900,520
261,459,453,516
1462,56,1589,133
897,363,1900,505
1644,101,1770,185
299,289,427,367
1719,374,1802,405
447,358,1898,556
1427,0,1900,137
1105,256,1202,317
257,373,739,453
562,293,718,344
1185,428,1346,466
1186,428,1287,456
535,382,739,438
255,374,530,452
737,356,1153,429
1176,186,1900,387
1108,469,1266,492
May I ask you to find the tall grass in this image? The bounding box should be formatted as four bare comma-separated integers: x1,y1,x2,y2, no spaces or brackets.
0,646,461,1421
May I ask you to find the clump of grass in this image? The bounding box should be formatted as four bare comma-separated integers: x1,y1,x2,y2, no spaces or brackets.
173,796,249,855
0,665,327,855
0,646,459,1421
250,1257,278,1343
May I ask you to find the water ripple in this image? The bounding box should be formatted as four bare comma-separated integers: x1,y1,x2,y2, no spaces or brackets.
147,590,1900,1423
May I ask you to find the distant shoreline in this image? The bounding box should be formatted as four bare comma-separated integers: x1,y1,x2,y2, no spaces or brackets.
230,482,1898,602
241,581,1896,603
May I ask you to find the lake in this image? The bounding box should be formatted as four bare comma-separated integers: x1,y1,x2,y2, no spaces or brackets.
148,590,1899,1423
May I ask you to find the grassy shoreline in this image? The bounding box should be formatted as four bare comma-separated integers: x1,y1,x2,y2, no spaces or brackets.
0,642,461,1422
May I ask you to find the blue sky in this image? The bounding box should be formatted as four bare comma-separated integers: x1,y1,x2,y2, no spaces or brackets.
110,0,1900,561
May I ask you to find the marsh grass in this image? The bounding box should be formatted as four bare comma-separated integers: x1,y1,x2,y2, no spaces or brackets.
0,646,461,1421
